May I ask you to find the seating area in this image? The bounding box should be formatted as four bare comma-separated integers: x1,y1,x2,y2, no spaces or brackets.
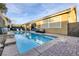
31,23,45,33
35,28,45,33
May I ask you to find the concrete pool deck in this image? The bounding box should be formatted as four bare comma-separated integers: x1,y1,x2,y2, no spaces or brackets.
1,33,79,56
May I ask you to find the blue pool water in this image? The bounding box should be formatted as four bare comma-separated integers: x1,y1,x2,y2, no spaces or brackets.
15,32,55,54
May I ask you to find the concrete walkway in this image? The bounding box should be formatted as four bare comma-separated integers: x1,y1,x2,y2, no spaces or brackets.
2,44,19,56
1,36,19,56
5,37,16,46
1,33,79,56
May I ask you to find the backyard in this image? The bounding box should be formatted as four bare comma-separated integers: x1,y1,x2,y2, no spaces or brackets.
0,3,79,56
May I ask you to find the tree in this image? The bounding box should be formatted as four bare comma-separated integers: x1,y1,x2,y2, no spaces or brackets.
5,17,11,23
0,3,7,14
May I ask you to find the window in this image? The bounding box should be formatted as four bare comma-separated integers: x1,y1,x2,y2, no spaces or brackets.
41,16,61,28
49,16,61,28
41,19,49,28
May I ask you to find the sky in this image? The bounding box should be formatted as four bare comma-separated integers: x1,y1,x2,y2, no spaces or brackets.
6,3,79,24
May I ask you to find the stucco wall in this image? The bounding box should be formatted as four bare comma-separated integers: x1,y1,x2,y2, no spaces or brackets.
25,7,77,35
39,13,68,35
68,7,77,35
35,7,77,35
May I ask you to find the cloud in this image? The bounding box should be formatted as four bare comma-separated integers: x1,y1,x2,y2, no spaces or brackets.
6,3,79,24
11,17,30,24
6,4,22,14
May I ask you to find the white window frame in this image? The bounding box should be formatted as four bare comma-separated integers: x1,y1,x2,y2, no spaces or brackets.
49,16,61,28
41,16,62,28
41,19,49,28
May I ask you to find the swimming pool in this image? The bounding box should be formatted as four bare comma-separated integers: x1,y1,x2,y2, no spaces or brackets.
15,32,56,54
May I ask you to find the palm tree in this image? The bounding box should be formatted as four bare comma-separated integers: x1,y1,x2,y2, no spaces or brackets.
0,3,8,34
0,3,7,14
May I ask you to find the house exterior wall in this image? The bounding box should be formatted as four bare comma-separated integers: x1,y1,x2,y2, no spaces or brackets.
43,14,68,35
34,13,68,35
25,7,77,35
68,7,77,35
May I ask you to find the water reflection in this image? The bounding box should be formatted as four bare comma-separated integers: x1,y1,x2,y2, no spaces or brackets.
15,31,53,45
25,32,44,44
